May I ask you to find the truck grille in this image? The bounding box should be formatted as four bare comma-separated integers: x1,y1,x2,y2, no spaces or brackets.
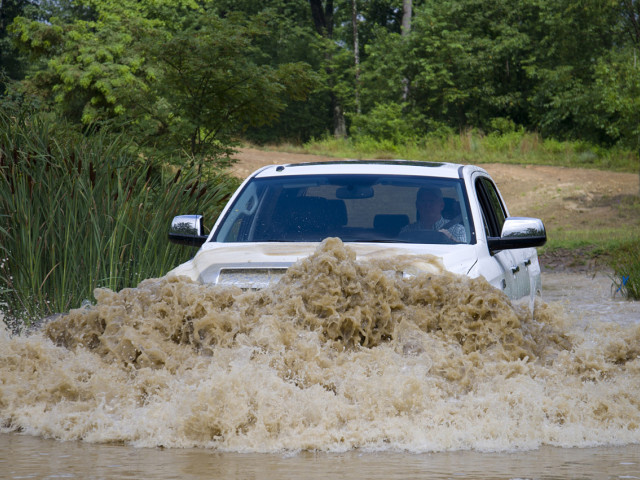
217,268,288,290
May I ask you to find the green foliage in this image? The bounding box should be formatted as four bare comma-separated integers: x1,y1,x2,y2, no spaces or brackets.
8,1,317,167
489,117,522,135
360,0,537,130
0,109,237,321
356,0,640,148
523,0,629,144
300,129,638,172
9,12,158,122
1,1,89,87
357,26,407,112
221,3,332,144
1,1,28,87
143,10,318,165
4,0,640,153
350,101,421,144
591,48,640,147
610,239,640,300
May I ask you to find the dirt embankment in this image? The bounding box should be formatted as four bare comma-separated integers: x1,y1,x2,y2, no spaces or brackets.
231,147,640,271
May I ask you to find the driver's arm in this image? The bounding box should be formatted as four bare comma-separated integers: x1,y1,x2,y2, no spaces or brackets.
439,224,466,243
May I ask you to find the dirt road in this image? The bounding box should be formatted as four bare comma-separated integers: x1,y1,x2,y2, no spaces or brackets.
232,147,639,270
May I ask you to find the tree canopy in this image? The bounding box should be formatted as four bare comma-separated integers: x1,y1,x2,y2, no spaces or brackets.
3,0,639,159
6,0,318,167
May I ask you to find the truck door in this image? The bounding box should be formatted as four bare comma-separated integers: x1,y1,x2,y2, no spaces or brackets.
474,176,529,300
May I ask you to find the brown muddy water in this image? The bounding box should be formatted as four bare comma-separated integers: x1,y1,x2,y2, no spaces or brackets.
1,239,639,479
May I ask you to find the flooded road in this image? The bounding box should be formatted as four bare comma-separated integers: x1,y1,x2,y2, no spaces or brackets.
1,434,639,479
1,241,639,479
542,270,639,327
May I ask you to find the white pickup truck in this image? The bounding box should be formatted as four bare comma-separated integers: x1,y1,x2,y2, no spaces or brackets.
167,160,546,304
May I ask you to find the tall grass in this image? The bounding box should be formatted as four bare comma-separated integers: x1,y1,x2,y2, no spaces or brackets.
283,130,638,173
0,111,236,322
610,240,640,300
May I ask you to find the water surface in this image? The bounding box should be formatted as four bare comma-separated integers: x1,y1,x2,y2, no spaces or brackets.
1,240,638,478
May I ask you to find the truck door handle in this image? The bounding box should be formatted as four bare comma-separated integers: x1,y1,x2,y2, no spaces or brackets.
524,259,532,267
511,266,520,274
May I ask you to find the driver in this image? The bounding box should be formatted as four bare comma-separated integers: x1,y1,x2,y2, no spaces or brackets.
400,187,467,243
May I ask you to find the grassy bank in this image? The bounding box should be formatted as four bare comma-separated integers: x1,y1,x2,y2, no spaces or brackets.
271,130,639,173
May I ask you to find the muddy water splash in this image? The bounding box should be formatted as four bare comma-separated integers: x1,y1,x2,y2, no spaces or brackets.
1,238,639,452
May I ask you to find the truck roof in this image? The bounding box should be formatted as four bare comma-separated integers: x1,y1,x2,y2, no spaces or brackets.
253,160,482,180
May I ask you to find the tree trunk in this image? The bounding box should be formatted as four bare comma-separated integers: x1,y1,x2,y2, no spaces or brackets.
401,0,412,102
620,0,640,47
0,0,6,33
333,98,347,138
309,0,346,138
402,0,412,36
352,0,361,114
309,0,334,37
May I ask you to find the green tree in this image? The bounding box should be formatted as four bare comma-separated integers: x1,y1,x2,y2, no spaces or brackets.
359,0,538,134
1,0,94,92
211,0,337,144
523,0,623,142
8,0,638,149
309,0,348,137
8,1,316,167
1,0,29,86
592,48,640,147
138,10,317,168
356,0,640,148
618,0,640,47
188,1,331,146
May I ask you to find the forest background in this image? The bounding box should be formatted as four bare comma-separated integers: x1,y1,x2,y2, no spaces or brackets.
2,0,640,156
1,0,639,319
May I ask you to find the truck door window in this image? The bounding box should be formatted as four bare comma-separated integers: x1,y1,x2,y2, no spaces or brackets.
475,177,507,237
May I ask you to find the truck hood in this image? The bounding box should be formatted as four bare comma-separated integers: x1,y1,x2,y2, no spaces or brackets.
167,241,479,289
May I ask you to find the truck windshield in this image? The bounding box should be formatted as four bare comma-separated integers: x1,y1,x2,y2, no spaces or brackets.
212,174,474,245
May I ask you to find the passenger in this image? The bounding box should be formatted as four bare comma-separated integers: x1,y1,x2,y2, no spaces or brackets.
400,187,467,243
